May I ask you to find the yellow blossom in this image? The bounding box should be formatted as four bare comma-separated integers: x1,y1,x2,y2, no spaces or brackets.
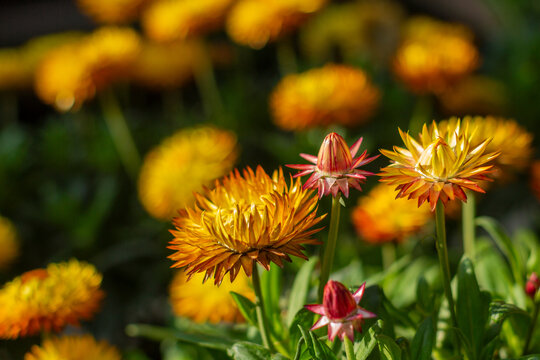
138,127,238,220
270,64,379,131
25,334,121,360
169,271,254,323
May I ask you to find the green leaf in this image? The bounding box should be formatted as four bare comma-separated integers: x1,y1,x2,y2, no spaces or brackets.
289,308,314,354
261,264,283,336
298,325,337,360
456,257,490,360
416,277,434,315
485,301,530,345
476,216,524,286
287,256,318,327
228,341,272,360
377,334,402,360
410,317,435,360
271,354,289,360
355,320,383,360
231,292,257,326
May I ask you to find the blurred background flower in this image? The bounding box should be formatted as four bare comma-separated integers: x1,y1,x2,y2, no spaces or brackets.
0,216,18,270
25,334,121,360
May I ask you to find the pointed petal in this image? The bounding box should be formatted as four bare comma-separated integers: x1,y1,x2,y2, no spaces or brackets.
353,283,366,303
310,316,330,330
349,137,364,157
305,304,326,315
299,153,318,164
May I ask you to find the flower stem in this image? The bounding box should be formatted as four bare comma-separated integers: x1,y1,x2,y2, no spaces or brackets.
319,195,342,301
99,90,140,179
462,191,476,260
523,301,540,355
344,337,355,360
382,242,396,270
435,201,460,351
252,264,275,352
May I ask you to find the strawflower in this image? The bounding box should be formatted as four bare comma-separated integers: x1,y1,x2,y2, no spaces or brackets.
169,166,325,285
169,271,254,323
393,16,479,94
287,132,378,198
379,119,499,211
142,0,235,42
351,183,431,244
270,64,380,131
138,126,238,220
226,0,327,49
0,216,19,270
0,259,104,339
305,280,376,341
25,334,121,360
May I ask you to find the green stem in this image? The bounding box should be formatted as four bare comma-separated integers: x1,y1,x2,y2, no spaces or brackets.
192,40,224,121
435,201,460,352
382,242,396,270
462,192,476,260
523,301,540,355
319,195,342,301
408,95,432,135
99,90,140,179
252,264,275,352
276,37,298,76
344,336,355,360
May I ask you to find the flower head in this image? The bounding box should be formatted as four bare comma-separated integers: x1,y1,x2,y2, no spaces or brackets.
393,16,479,94
142,0,235,42
226,0,327,49
379,119,499,211
270,64,380,131
0,259,104,339
169,271,254,323
77,0,149,24
526,273,540,299
138,126,238,220
305,280,376,341
169,166,325,285
287,133,378,198
351,184,431,244
0,216,19,270
25,334,121,360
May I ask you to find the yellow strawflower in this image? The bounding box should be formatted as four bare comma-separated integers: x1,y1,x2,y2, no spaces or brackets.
169,166,326,285
77,0,150,24
0,259,104,339
351,184,431,244
0,216,19,270
35,27,140,112
25,334,121,360
270,64,379,131
169,271,254,323
226,0,327,49
379,119,499,211
142,0,235,42
393,16,479,94
138,127,238,220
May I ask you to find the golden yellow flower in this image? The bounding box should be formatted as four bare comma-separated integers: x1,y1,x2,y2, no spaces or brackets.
437,116,533,176
351,184,430,244
77,0,149,24
270,64,379,131
226,0,327,49
35,27,140,112
169,270,254,323
531,161,540,202
0,259,104,339
142,0,235,42
131,40,203,89
138,127,238,220
393,16,479,94
379,119,499,211
169,166,326,285
25,334,121,360
300,0,404,64
437,76,507,116
0,216,19,270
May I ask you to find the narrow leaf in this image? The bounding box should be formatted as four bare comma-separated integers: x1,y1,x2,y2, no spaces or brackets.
287,257,318,327
377,334,402,360
228,341,272,360
355,320,383,360
410,317,435,360
230,292,257,326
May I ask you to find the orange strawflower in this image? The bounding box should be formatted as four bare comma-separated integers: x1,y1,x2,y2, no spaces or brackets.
0,260,104,339
270,64,380,131
25,334,121,360
287,133,378,198
169,271,254,323
169,166,325,285
393,16,479,94
351,184,431,244
379,119,499,211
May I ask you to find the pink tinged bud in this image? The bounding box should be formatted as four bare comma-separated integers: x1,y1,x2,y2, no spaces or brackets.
323,280,357,319
317,133,353,175
526,272,540,298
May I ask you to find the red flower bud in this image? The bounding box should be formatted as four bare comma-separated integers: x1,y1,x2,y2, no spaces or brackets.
323,280,357,319
526,272,539,299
